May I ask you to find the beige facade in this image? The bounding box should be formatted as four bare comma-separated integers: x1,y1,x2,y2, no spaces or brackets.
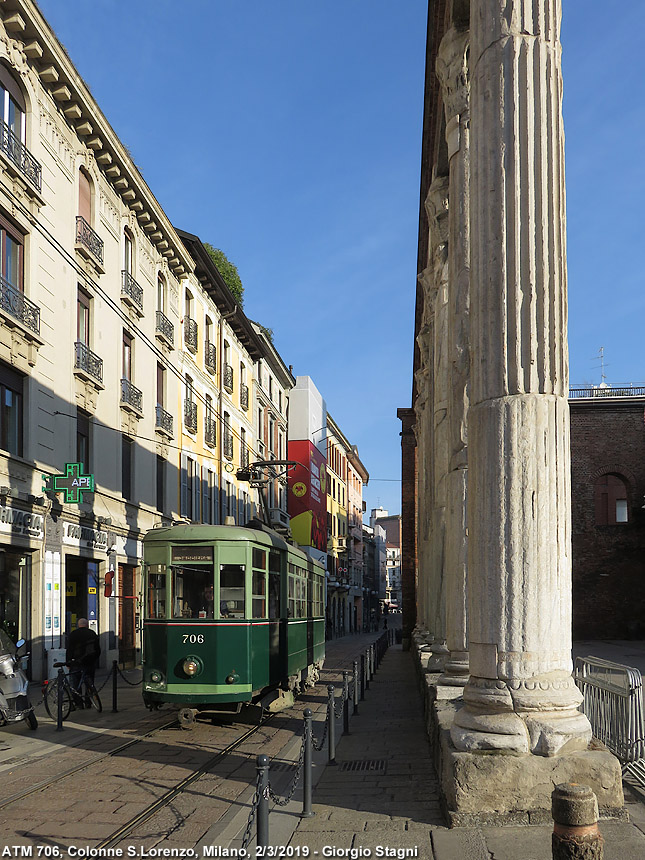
0,1,268,679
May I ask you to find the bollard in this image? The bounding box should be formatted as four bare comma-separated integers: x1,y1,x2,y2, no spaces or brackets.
552,783,603,860
343,670,350,736
365,649,370,690
360,654,365,700
353,660,359,715
301,710,314,818
327,684,337,765
256,754,270,848
56,667,65,732
112,660,118,713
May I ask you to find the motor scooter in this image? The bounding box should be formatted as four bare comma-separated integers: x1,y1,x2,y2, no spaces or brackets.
0,630,37,730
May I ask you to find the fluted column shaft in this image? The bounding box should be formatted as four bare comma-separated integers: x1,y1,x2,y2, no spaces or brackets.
451,0,591,755
436,26,470,686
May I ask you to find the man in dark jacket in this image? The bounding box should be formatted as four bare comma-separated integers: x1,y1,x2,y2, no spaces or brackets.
66,618,100,695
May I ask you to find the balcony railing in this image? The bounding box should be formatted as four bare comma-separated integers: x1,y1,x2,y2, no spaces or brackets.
0,119,41,191
240,383,249,411
184,317,198,353
223,430,233,460
121,377,143,413
155,404,173,436
155,310,174,347
74,341,103,385
569,385,645,399
121,270,144,313
75,216,104,265
205,415,217,447
223,363,234,393
205,340,216,373
0,275,40,335
184,399,197,433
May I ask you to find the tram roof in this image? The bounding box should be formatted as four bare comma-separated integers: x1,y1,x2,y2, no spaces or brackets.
143,523,322,568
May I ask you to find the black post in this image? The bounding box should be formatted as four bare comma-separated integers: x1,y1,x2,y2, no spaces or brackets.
112,660,118,713
56,668,64,732
302,709,314,818
256,754,270,848
360,654,365,700
327,684,336,765
353,660,359,715
343,670,350,736
365,649,370,690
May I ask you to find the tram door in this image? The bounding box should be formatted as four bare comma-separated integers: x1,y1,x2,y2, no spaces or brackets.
268,550,282,680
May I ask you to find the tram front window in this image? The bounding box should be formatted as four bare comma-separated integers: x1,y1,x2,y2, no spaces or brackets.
220,564,245,618
147,566,167,618
172,565,214,619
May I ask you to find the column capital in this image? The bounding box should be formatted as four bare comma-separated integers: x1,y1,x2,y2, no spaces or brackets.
425,174,449,257
436,27,470,123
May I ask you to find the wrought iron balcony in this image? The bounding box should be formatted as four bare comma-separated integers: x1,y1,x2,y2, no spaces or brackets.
223,362,234,393
74,341,103,385
121,377,143,414
155,404,173,437
155,310,174,347
205,415,217,447
121,270,144,313
184,399,197,433
205,340,216,373
75,216,104,265
184,317,198,354
0,275,40,335
0,118,41,191
223,430,233,460
240,383,249,411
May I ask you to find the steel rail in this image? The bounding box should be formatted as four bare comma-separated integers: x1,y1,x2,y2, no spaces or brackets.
0,717,178,811
94,715,275,850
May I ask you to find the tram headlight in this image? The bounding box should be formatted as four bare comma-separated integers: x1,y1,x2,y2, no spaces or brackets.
183,658,200,677
150,671,162,683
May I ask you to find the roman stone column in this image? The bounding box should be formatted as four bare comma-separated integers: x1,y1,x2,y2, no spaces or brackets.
436,26,470,687
451,0,592,754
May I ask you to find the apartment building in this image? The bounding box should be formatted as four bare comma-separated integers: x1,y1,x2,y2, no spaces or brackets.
0,2,268,678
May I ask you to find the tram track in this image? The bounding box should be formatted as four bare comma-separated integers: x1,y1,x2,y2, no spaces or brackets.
0,716,179,811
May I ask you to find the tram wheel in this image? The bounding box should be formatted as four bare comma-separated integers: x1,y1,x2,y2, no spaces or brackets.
178,707,196,729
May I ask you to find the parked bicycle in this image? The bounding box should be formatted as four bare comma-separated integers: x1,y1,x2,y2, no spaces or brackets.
43,661,102,720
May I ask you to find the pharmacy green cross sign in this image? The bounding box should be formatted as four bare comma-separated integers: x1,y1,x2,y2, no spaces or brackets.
43,463,95,504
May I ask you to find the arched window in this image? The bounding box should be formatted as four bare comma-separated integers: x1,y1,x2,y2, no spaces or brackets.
123,229,134,276
157,274,165,314
595,473,629,525
0,64,25,142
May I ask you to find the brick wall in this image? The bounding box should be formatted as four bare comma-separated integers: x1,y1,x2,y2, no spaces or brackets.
570,399,645,639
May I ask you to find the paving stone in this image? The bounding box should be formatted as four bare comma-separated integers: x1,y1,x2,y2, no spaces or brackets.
431,827,488,860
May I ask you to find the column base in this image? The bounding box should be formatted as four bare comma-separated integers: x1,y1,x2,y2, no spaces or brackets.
437,651,469,687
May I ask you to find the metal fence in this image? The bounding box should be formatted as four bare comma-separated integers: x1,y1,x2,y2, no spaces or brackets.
574,655,645,784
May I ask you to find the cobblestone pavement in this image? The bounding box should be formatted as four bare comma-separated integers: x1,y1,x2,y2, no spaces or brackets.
2,634,645,859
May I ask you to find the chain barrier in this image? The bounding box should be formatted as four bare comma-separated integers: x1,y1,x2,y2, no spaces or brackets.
240,773,262,851
116,665,143,686
311,709,328,751
267,726,307,806
93,671,113,694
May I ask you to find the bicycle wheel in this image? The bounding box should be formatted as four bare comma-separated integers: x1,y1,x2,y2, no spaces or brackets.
85,682,102,713
44,680,72,721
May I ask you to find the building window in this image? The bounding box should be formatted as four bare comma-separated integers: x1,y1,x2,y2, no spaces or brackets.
157,274,165,314
123,229,134,277
595,473,629,525
77,409,90,473
77,288,90,345
122,331,132,381
0,214,23,291
122,435,133,501
157,363,165,409
0,64,25,142
0,362,23,457
78,167,92,224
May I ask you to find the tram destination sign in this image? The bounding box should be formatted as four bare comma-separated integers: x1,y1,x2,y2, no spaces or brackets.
43,462,95,504
171,546,214,563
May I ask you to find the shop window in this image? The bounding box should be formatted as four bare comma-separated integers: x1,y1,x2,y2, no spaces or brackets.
595,473,629,525
0,361,23,457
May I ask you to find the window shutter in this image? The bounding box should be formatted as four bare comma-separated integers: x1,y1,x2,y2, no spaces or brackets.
180,453,188,517
202,465,209,523
194,466,201,523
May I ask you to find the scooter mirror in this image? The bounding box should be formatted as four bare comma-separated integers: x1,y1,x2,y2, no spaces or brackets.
15,638,25,650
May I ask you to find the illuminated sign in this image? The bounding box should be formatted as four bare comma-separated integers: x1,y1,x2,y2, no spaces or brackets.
44,463,95,504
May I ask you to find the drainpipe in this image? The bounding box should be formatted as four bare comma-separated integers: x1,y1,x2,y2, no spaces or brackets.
218,308,237,523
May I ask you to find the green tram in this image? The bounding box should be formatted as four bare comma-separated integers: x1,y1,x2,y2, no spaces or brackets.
142,521,325,724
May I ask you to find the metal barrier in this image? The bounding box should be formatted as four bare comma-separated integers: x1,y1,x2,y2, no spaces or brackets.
574,655,645,784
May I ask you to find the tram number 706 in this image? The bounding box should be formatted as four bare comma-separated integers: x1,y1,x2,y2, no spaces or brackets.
182,634,205,644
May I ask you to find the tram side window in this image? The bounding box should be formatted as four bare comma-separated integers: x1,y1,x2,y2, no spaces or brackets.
288,575,295,618
252,571,266,618
172,565,214,619
268,551,281,619
220,564,245,618
147,567,166,618
297,576,306,618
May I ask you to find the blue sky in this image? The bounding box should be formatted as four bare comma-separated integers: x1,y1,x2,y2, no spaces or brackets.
36,1,645,517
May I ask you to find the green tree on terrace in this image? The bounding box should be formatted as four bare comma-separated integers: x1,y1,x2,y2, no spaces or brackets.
204,243,244,308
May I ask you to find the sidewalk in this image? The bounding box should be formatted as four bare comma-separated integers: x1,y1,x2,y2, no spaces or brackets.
283,642,645,860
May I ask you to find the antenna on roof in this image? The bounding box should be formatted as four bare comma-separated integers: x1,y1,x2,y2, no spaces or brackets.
591,346,609,388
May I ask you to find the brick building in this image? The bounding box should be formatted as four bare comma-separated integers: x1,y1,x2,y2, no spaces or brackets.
570,387,645,639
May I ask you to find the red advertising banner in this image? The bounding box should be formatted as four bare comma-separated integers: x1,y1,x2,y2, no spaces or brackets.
287,440,327,552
